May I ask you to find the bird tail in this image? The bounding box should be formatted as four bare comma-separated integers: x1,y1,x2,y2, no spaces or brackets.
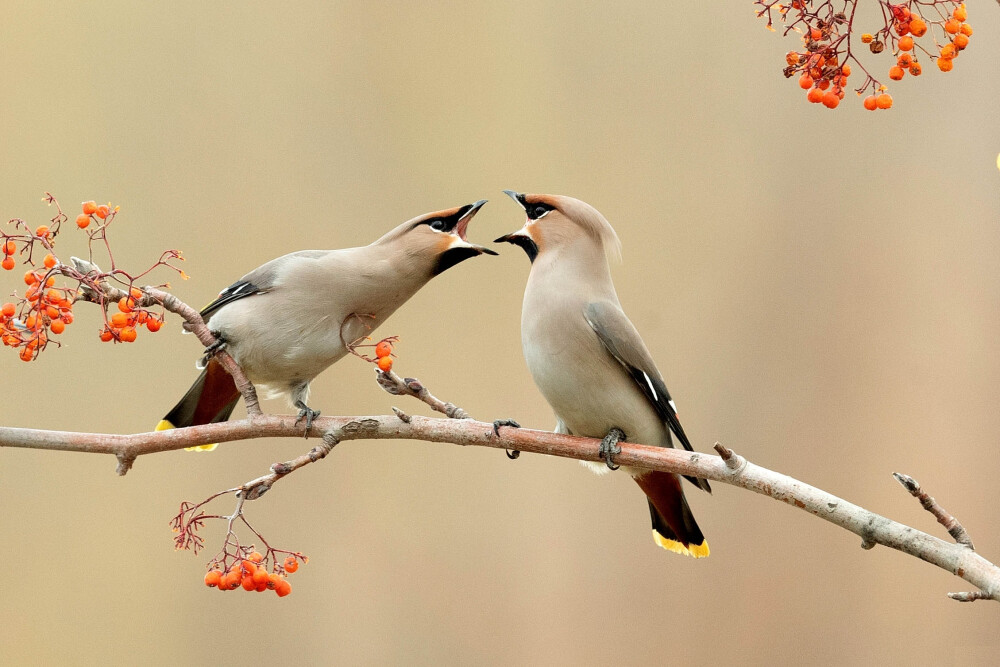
155,359,241,452
634,471,710,558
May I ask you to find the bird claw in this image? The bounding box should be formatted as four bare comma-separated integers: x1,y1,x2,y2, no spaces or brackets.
197,334,228,369
294,400,321,435
599,428,625,470
492,419,521,459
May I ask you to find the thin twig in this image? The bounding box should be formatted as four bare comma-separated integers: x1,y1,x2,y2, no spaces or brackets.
893,472,974,549
375,369,470,419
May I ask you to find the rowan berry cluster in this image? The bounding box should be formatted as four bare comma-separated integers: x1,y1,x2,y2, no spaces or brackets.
203,550,303,597
172,497,307,597
1,194,184,360
756,1,974,110
349,335,398,372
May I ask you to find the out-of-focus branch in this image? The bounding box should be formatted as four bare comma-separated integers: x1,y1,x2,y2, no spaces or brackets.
2,415,998,604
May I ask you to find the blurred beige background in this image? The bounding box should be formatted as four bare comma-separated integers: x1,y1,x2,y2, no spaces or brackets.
2,1,999,665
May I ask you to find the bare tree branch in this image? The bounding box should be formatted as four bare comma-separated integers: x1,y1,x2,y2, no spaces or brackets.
2,412,998,603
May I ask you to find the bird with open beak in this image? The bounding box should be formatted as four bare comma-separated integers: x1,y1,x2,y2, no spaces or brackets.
496,191,711,557
158,200,495,449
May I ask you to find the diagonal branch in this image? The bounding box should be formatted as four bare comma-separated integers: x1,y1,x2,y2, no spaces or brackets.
2,415,998,604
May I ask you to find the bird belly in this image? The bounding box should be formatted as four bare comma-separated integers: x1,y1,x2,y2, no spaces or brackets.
523,334,668,457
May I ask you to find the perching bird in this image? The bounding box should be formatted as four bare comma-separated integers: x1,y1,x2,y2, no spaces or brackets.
157,200,495,450
495,191,711,557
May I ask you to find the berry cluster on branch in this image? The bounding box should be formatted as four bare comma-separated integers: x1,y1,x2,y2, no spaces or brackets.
756,1,975,110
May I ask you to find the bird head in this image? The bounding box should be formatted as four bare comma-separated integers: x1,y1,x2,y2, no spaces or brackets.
378,199,497,276
495,191,620,263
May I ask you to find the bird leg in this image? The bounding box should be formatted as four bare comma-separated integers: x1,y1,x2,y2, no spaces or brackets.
293,400,321,435
197,333,228,369
599,427,626,470
491,419,521,459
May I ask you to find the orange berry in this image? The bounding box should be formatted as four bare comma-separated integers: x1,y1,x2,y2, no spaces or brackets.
82,201,98,215
953,4,966,22
863,95,878,111
888,66,904,81
241,576,255,591
806,87,824,104
954,33,969,50
25,315,37,329
20,347,34,362
944,18,960,35
241,560,258,576
252,568,269,584
120,326,137,343
111,313,128,328
50,319,65,334
785,51,799,66
937,57,953,72
960,23,972,37
821,91,840,109
940,44,956,60
861,33,873,44
377,356,393,371
3,240,15,255
224,571,241,590
135,310,148,324
43,253,56,269
375,341,392,358
146,317,162,332
100,328,114,342
909,18,927,37
897,54,912,67
255,580,268,592
876,93,893,109
1,303,13,317
34,225,49,238
249,551,264,563
894,20,909,37
840,64,851,77
798,74,813,90
46,305,60,319
61,312,74,324
284,560,299,574
909,62,922,76
816,79,830,91
130,287,143,300
118,297,134,313
204,570,222,587
1,257,13,271
95,205,109,220
275,580,292,597
898,36,913,51
75,214,91,229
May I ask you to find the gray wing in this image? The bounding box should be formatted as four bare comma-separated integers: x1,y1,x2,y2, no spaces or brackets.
584,300,711,492
200,250,327,320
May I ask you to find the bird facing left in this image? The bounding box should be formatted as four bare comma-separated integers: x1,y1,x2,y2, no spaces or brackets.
156,200,496,450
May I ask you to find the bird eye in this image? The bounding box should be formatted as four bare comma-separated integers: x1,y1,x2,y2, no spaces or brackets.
429,220,446,231
530,205,551,220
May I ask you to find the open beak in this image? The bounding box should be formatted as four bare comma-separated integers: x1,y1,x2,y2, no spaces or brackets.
454,199,497,255
495,190,538,262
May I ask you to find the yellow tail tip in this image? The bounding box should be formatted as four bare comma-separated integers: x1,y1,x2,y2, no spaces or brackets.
652,530,710,558
157,420,218,451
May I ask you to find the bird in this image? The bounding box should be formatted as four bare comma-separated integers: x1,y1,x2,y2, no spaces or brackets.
157,199,495,450
495,191,711,557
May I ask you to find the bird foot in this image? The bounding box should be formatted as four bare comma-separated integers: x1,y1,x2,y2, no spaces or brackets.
492,419,521,459
294,400,321,435
599,428,625,470
197,334,228,369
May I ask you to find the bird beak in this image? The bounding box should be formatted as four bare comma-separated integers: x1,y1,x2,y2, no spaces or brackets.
453,199,497,256
495,190,538,261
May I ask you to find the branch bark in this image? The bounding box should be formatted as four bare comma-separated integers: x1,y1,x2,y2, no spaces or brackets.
2,413,997,603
